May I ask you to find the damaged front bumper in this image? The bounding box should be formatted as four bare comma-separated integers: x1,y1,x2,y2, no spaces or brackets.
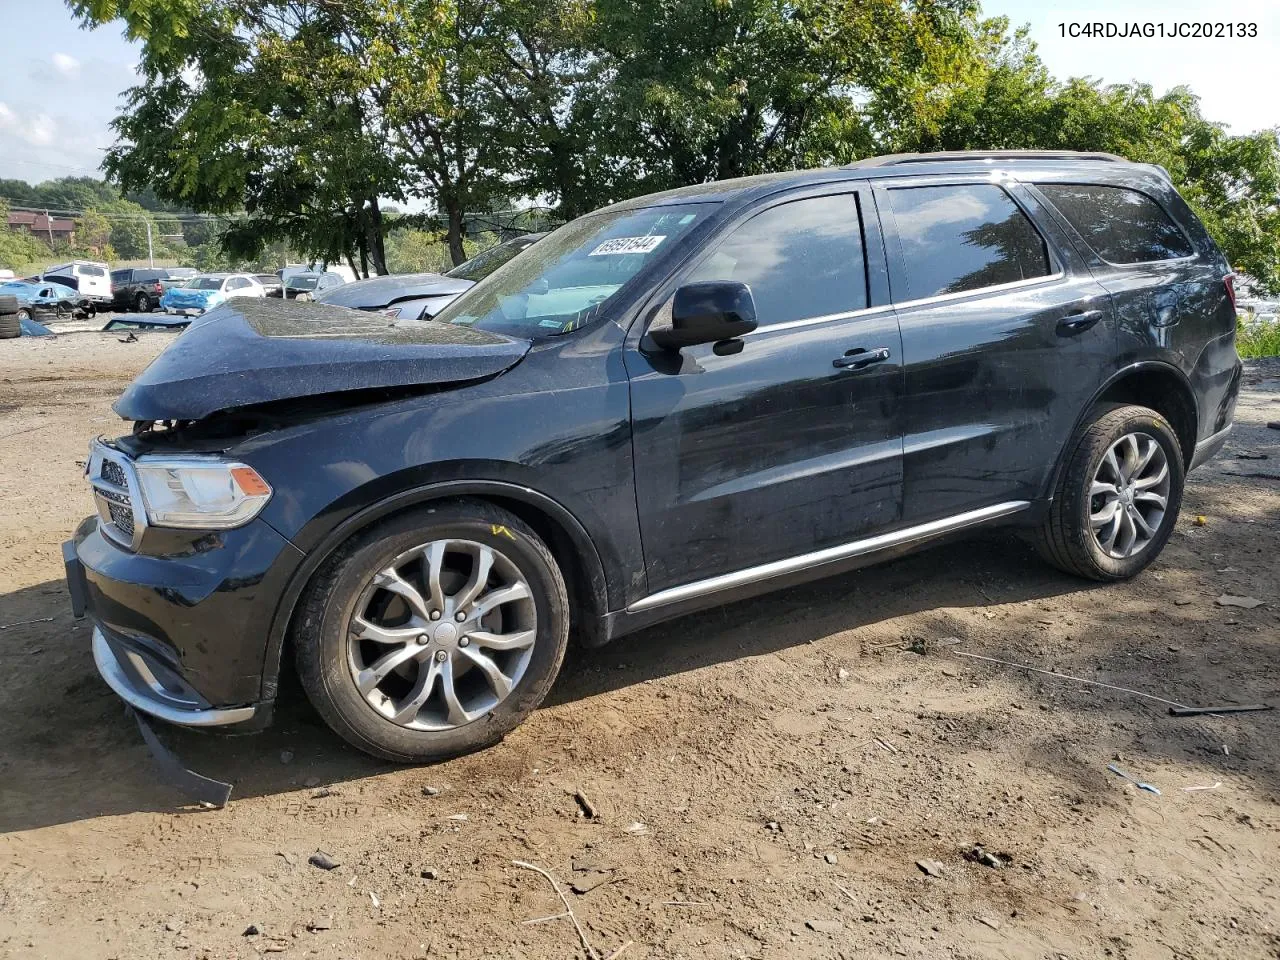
64,509,305,731
91,625,257,726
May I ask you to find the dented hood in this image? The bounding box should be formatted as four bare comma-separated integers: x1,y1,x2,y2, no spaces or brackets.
114,298,530,422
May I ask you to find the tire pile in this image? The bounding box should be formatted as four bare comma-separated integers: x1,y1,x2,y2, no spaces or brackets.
0,295,21,339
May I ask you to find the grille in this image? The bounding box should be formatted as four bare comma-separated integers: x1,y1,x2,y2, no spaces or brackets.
98,486,135,537
107,500,135,537
91,445,140,546
101,459,128,487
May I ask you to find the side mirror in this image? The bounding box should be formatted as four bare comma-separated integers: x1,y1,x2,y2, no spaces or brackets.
649,281,757,351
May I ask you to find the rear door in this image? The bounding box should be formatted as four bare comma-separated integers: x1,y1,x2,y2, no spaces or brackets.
875,177,1115,523
625,185,905,594
1028,179,1232,369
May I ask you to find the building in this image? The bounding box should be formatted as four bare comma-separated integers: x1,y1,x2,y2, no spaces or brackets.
7,211,76,245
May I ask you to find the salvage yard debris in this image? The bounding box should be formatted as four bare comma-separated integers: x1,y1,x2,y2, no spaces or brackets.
950,649,1188,709
1107,764,1162,795
308,851,340,871
1169,704,1273,716
1215,594,1266,608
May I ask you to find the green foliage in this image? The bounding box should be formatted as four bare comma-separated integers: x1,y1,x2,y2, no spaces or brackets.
0,228,52,274
383,228,492,274
67,0,1280,289
1237,318,1280,358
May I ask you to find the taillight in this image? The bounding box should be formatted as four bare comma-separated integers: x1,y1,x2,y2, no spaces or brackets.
153,282,164,293
1224,273,1237,310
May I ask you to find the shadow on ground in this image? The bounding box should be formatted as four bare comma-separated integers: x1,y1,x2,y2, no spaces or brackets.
4,519,1275,837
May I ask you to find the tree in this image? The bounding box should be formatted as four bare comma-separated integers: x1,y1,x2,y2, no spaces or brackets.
69,0,427,275
883,23,1280,295
582,0,983,199
75,209,112,255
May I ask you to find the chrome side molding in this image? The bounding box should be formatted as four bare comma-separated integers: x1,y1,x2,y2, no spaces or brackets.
627,501,1031,613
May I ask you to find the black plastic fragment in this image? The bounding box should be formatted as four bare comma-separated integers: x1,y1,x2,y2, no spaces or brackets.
132,709,233,808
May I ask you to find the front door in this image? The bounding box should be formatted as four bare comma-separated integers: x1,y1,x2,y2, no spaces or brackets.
624,188,905,595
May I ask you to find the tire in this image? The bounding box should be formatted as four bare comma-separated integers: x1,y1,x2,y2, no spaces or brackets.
292,499,570,762
0,314,19,339
134,292,150,313
1035,403,1185,581
0,294,18,316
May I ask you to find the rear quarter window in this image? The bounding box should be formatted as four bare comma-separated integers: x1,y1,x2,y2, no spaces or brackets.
1035,184,1194,264
885,183,1052,301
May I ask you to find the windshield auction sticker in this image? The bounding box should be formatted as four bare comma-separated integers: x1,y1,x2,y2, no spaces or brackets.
589,235,666,256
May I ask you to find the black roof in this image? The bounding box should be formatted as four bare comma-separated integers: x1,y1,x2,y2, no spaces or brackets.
601,150,1168,212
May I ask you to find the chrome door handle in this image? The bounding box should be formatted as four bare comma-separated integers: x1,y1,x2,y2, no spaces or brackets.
1056,309,1103,335
833,346,891,369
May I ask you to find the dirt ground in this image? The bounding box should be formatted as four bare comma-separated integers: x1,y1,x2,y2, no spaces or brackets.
0,327,1277,960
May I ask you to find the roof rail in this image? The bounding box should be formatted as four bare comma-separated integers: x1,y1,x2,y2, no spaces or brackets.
846,150,1128,169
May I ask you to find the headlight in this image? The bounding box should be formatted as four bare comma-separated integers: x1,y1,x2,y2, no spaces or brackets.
134,458,272,528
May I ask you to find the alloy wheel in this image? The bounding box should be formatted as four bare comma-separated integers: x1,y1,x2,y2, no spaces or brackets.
1089,432,1170,559
345,539,537,731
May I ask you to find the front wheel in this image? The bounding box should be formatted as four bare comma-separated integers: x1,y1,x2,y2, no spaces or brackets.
292,500,570,762
1035,404,1185,581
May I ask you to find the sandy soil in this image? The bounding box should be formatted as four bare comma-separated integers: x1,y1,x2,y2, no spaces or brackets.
0,329,1276,960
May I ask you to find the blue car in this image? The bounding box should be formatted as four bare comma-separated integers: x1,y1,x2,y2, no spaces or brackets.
160,273,266,315
0,279,92,322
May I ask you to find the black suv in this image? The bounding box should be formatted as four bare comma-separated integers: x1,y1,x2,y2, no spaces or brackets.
66,151,1241,761
110,267,172,312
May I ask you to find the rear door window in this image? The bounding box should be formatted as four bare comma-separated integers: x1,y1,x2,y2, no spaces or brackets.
1036,183,1194,264
885,184,1052,301
686,194,867,326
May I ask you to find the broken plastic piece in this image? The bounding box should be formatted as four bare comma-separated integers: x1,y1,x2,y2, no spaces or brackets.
132,709,233,808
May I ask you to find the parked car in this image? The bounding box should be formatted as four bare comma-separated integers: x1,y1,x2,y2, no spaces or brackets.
315,233,546,319
160,273,266,315
67,151,1241,762
255,274,283,298
280,262,358,287
283,271,345,300
158,267,198,294
0,279,95,323
110,267,173,312
42,260,112,304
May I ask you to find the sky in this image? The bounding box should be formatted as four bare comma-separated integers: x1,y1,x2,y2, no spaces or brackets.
0,0,1278,188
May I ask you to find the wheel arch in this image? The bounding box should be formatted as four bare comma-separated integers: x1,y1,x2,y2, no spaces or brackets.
259,479,612,701
1044,361,1198,500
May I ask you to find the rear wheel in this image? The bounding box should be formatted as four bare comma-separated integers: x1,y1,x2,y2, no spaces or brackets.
134,292,150,313
1035,404,1184,580
293,500,570,762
